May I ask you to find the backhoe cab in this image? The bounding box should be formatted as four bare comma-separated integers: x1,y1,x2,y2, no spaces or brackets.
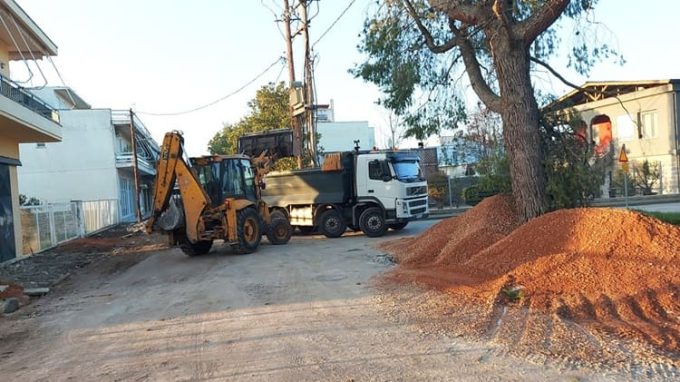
146,131,292,256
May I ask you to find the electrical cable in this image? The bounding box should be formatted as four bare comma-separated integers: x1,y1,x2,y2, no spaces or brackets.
136,57,284,117
312,0,357,48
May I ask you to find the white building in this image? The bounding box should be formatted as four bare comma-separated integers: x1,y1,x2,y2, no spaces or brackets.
317,121,376,153
0,0,61,262
18,87,160,222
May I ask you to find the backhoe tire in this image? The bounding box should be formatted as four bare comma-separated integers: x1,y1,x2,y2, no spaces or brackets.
319,209,346,238
388,222,408,231
235,207,262,254
266,218,292,245
178,237,213,256
270,210,287,221
359,207,387,238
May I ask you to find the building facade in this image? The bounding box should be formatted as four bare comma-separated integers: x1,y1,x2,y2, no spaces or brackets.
0,0,61,262
546,80,680,195
19,87,159,222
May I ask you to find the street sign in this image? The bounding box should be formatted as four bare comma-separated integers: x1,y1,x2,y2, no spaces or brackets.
618,144,628,163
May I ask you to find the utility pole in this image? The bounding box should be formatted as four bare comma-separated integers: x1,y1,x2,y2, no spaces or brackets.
300,0,318,166
129,109,142,223
282,0,303,168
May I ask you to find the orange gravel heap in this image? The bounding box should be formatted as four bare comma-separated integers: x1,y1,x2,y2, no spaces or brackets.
382,195,680,357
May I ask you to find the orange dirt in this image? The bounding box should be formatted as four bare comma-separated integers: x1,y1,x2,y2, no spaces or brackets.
380,195,680,367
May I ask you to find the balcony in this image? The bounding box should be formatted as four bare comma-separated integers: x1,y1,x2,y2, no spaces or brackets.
0,73,60,143
115,152,157,176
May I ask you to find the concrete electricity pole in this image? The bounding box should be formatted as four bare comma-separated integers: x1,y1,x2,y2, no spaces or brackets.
282,0,303,168
299,0,318,166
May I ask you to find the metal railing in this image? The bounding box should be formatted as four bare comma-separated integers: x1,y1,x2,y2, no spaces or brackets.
0,74,59,123
20,200,120,255
115,152,157,175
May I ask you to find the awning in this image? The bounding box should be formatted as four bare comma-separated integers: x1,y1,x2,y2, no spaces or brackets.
0,156,21,166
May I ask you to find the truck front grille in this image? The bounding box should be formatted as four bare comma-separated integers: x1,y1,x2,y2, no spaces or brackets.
411,207,427,215
407,186,427,196
408,199,427,208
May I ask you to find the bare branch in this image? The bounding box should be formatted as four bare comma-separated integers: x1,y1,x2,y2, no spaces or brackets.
530,56,587,94
403,0,457,53
518,0,570,44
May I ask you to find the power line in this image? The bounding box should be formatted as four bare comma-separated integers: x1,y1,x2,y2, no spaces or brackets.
312,0,357,48
137,57,284,117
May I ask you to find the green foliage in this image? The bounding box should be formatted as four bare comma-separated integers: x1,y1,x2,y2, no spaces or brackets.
467,111,607,210
352,0,621,143
208,82,289,155
476,153,512,195
19,194,40,206
632,160,661,195
271,157,298,172
636,211,680,226
540,113,607,209
612,168,636,197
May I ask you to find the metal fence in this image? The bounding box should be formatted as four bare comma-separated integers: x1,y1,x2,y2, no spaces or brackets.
20,200,119,255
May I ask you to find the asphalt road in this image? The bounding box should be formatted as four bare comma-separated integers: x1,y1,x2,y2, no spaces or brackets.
0,221,627,381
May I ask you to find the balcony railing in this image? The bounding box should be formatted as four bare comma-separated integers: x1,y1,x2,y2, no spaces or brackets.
115,152,156,175
0,74,59,123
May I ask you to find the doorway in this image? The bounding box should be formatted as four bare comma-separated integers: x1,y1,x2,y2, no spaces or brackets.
0,164,16,262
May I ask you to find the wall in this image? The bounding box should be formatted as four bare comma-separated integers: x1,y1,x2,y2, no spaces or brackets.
18,109,119,203
317,121,375,152
0,39,10,77
570,85,679,194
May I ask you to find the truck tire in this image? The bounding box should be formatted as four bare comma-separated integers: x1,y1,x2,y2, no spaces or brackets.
178,237,213,257
388,222,409,231
236,207,262,254
359,207,387,238
270,210,287,221
266,218,292,245
319,209,346,238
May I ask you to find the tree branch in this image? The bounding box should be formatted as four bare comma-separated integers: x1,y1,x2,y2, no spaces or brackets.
403,0,457,53
451,22,502,112
429,0,488,26
518,0,570,44
530,56,587,94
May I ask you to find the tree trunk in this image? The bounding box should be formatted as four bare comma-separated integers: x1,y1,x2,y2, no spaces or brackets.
493,38,547,222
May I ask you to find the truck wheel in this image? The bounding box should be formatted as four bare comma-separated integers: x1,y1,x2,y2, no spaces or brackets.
359,207,387,238
178,237,213,256
270,210,287,221
319,209,346,238
266,218,292,245
236,208,262,254
388,222,409,231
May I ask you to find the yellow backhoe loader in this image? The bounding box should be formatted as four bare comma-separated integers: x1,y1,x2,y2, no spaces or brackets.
145,131,292,256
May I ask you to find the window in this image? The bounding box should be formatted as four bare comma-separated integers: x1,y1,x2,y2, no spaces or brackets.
368,160,384,180
640,111,658,139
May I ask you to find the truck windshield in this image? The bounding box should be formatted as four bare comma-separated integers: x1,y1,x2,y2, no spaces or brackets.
391,160,423,182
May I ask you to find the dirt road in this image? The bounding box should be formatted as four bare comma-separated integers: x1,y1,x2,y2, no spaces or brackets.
0,222,630,381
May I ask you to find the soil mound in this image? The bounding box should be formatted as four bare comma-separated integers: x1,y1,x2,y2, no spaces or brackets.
380,195,519,266
381,200,680,366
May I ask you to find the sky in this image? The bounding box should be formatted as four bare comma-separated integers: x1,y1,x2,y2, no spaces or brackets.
11,0,680,155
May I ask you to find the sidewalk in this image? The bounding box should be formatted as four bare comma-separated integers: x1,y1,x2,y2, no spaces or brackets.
426,193,680,220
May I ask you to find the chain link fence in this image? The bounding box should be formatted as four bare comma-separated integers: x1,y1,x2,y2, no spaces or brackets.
20,200,119,255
